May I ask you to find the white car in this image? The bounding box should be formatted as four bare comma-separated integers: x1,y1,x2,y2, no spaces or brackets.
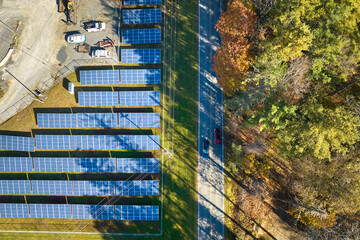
67,34,86,43
91,49,110,58
85,22,106,32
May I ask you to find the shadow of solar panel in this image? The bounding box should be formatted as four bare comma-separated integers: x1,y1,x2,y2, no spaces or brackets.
120,69,161,84
37,113,77,128
72,205,114,220
76,135,118,150
29,204,71,219
119,91,160,106
0,135,35,152
74,158,116,173
121,49,161,64
117,135,160,150
80,70,120,85
0,157,33,172
122,28,161,44
116,180,159,195
78,92,119,106
123,9,162,24
32,180,72,195
118,113,160,128
33,158,74,172
0,180,31,195
73,181,115,196
117,158,159,173
35,135,76,150
0,204,30,218
115,205,159,221
124,0,162,5
77,113,118,128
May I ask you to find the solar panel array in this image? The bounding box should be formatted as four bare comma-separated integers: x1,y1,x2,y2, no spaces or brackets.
37,114,77,128
123,0,162,5
0,204,159,220
116,180,159,195
78,91,119,106
123,9,162,24
34,158,74,172
122,28,161,44
76,135,118,150
80,70,120,85
118,135,160,150
32,180,72,195
119,91,160,106
73,181,115,196
121,49,161,64
35,135,76,150
117,158,159,173
74,158,116,173
119,113,160,128
0,180,31,195
0,157,32,172
77,113,118,128
0,135,35,152
120,69,161,84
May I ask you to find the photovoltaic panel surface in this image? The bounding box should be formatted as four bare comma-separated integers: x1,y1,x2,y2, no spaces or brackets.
37,113,77,128
77,113,118,128
118,113,160,128
32,180,72,195
115,205,159,220
117,158,159,173
80,70,120,85
35,135,76,150
0,180,31,195
120,69,161,84
123,0,162,5
74,158,116,173
121,49,161,64
123,9,162,24
29,204,71,219
76,135,118,150
33,158,74,172
116,180,159,195
119,91,160,106
0,204,29,218
78,91,119,106
118,135,160,150
0,135,35,152
73,181,115,196
122,28,161,44
72,205,114,220
0,157,33,172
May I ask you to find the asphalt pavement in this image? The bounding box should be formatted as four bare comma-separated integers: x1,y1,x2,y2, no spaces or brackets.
197,0,224,239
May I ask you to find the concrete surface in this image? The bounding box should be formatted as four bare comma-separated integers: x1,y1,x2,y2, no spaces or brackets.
198,0,224,239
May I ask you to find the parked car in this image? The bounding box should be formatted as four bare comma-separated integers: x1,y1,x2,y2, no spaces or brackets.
202,138,210,158
91,49,110,58
214,128,221,145
84,21,106,32
67,34,85,43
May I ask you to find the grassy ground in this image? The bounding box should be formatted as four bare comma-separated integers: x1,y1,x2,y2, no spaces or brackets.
0,0,199,239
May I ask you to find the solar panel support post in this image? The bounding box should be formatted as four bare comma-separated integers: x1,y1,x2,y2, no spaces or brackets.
26,173,29,180
65,196,68,204
24,195,27,204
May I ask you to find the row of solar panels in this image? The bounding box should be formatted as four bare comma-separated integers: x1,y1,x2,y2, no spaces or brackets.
0,135,160,152
124,0,162,6
122,28,161,44
121,49,161,64
37,113,160,128
78,91,160,106
0,204,159,221
79,69,160,85
0,180,159,196
0,157,159,173
123,9,161,25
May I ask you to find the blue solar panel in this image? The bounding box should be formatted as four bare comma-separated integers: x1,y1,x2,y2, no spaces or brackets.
115,205,159,221
0,157,33,172
122,28,161,44
37,113,77,128
78,91,119,106
119,91,160,106
0,180,31,195
74,158,116,172
33,158,74,172
80,70,120,85
35,135,76,150
76,135,118,150
123,9,162,24
77,113,118,128
116,180,159,195
0,204,29,218
29,204,71,219
0,135,35,152
118,113,160,128
120,69,161,84
124,0,162,5
121,49,161,64
73,181,115,196
32,180,72,195
72,204,114,220
117,158,159,173
118,135,160,150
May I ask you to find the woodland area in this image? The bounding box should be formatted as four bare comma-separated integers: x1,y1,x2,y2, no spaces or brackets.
215,0,360,239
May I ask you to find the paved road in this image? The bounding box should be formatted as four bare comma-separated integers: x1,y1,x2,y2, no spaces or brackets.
198,0,224,239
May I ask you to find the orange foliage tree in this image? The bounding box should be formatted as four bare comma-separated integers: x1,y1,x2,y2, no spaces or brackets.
213,0,257,96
